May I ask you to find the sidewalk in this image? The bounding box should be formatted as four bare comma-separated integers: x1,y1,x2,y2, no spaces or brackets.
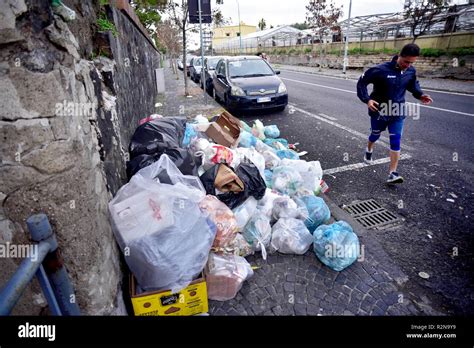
159,61,444,316
273,63,474,95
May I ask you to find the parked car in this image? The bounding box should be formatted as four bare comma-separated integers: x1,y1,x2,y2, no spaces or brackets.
212,56,288,112
189,57,203,83
202,56,228,93
185,55,194,76
177,56,184,70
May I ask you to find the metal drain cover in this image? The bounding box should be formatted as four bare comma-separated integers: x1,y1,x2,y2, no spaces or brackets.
343,199,400,229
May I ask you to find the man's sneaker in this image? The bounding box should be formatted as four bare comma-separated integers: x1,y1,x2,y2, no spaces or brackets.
387,172,404,184
364,151,373,164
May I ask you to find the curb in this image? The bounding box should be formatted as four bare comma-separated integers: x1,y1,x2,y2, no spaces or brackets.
321,192,369,237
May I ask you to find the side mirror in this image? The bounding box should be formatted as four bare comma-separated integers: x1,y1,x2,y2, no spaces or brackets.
275,70,281,75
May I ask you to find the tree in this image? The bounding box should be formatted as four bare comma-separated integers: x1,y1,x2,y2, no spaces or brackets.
404,0,448,42
213,7,230,27
258,18,266,31
155,20,182,57
306,0,343,69
291,22,309,30
131,0,168,35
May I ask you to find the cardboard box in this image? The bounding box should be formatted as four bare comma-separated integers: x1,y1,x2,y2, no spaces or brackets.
205,111,241,148
129,274,208,316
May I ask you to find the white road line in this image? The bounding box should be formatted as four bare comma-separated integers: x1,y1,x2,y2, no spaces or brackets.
282,77,356,94
318,113,337,120
289,104,415,151
324,154,412,175
282,76,474,117
280,69,474,97
416,104,474,117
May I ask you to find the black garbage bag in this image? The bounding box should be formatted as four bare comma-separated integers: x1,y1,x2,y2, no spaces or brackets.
200,162,266,210
127,147,201,179
129,117,187,158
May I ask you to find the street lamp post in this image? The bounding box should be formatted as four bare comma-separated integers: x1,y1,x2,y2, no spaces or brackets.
236,0,242,55
342,0,352,75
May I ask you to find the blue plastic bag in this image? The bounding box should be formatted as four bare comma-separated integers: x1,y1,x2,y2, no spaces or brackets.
276,149,299,160
182,123,198,147
263,138,289,150
264,125,280,139
264,169,273,188
313,221,360,271
239,131,258,148
296,195,331,233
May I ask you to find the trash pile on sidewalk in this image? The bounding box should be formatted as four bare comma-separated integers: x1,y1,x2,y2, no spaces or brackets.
108,111,361,315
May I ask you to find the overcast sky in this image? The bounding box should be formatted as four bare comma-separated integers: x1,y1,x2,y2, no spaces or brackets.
187,0,468,48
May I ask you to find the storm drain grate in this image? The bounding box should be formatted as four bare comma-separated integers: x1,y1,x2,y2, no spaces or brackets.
343,199,400,229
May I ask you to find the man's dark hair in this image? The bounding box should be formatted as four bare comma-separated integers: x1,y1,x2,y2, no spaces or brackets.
400,43,420,57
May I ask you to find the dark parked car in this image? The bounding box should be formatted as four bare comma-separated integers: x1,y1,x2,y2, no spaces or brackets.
201,56,228,93
189,57,203,82
212,56,288,112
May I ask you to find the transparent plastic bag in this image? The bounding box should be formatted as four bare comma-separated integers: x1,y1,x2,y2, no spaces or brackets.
109,159,216,292
232,197,258,231
206,253,254,301
234,147,265,178
252,119,266,140
239,131,258,148
281,159,323,194
313,221,360,271
136,154,205,198
200,195,238,248
272,196,308,221
271,166,304,196
257,189,282,218
242,212,272,260
212,233,254,257
296,195,331,233
276,149,299,160
270,218,313,255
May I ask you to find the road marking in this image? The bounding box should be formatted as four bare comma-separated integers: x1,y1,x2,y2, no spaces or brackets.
282,77,356,94
416,104,474,117
324,154,412,175
318,113,337,120
281,69,474,97
289,104,415,151
283,77,474,117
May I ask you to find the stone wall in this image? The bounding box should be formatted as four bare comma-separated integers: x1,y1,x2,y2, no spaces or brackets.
268,53,474,78
0,0,161,315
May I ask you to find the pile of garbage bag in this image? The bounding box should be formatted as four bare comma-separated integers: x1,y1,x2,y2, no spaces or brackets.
108,113,360,307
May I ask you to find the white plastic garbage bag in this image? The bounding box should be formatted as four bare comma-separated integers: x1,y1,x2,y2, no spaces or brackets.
271,166,304,196
280,159,323,194
272,196,308,221
234,147,265,178
270,218,314,255
205,253,254,301
232,197,258,231
242,212,272,260
257,189,282,218
109,155,216,292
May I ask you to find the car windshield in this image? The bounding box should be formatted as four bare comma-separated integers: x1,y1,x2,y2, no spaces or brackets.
228,59,274,78
207,58,222,69
194,58,202,66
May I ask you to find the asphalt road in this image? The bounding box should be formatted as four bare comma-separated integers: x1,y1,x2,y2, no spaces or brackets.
200,70,474,315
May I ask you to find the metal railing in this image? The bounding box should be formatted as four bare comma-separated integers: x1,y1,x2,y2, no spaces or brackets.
0,214,80,315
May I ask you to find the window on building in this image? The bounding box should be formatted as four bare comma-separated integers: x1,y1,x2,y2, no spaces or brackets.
237,32,240,37
226,33,230,37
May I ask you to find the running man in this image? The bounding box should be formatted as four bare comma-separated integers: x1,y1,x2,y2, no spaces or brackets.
357,43,433,184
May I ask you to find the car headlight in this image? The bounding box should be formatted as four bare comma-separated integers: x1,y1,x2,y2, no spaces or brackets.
231,86,246,96
278,82,287,94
